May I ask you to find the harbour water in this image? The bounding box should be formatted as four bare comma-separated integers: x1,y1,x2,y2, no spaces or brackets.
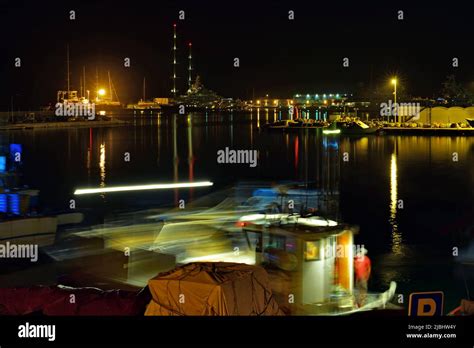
3,111,474,311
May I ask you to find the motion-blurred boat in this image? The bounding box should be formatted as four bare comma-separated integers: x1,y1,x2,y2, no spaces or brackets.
448,299,474,316
238,212,397,315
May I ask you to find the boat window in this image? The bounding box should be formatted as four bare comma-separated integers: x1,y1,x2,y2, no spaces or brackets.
266,234,286,251
244,230,262,251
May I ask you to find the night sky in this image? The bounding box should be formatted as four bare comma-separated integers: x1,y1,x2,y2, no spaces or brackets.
1,0,473,108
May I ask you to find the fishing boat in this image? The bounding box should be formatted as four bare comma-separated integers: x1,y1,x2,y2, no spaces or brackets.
55,45,94,117
331,118,380,135
54,46,126,118
238,212,397,315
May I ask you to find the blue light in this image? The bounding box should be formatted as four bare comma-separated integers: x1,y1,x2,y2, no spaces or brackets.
8,193,20,215
323,138,339,149
0,156,6,173
0,194,7,213
9,144,22,163
253,188,278,197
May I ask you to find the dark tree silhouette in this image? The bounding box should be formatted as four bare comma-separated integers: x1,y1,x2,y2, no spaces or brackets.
441,75,473,106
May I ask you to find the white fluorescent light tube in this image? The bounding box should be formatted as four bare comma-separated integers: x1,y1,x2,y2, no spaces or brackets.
74,181,213,195
323,129,341,134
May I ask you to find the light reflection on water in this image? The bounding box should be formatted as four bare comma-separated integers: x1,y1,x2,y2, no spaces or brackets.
389,151,402,256
99,143,106,187
99,142,106,200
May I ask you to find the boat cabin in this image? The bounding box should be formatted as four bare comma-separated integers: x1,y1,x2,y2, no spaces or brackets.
241,215,358,314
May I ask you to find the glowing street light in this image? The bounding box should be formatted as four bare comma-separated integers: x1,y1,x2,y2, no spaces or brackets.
391,78,398,123
98,88,106,97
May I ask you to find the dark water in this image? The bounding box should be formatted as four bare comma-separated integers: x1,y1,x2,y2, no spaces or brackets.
4,111,474,311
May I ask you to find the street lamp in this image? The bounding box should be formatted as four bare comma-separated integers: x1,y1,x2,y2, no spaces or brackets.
391,78,397,123
10,94,20,123
97,88,106,101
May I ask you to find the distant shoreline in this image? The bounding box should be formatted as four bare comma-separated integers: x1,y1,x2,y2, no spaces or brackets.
0,119,129,131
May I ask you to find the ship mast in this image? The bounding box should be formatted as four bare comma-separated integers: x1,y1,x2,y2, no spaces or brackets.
188,42,193,90
108,71,112,101
172,23,177,97
111,77,120,103
66,44,70,98
143,77,146,101
83,66,86,99
95,67,99,100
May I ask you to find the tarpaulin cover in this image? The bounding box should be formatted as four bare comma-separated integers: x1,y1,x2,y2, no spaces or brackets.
0,285,149,316
145,262,284,316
